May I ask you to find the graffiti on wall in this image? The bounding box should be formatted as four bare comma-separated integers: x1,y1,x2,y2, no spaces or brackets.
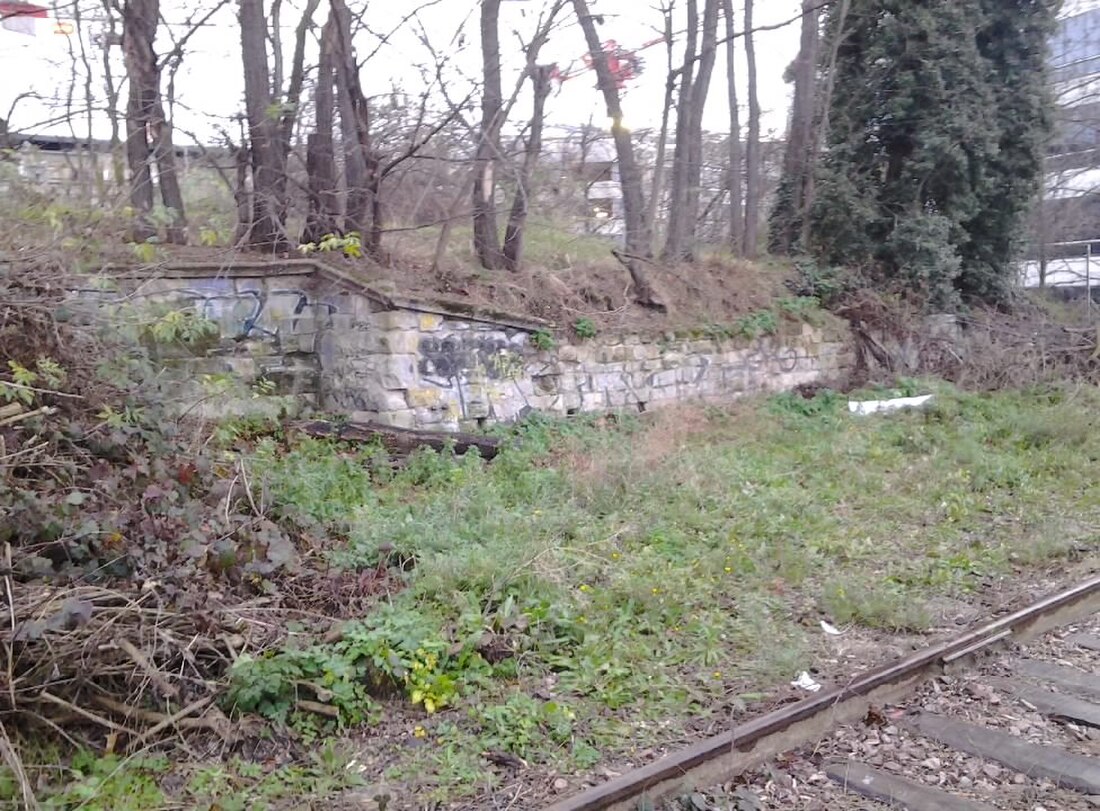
417,333,525,388
151,282,337,345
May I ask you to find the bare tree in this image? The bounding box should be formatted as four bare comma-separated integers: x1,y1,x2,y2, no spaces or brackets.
330,0,376,242
722,0,743,254
100,1,126,190
473,0,507,269
302,11,340,243
573,0,664,309
800,0,849,248
238,0,291,250
664,0,719,261
769,0,820,255
646,1,677,248
503,64,554,270
121,0,186,244
742,0,761,258
662,0,698,262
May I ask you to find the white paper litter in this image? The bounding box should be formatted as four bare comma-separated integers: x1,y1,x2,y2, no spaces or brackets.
848,394,934,416
790,671,822,692
820,620,844,636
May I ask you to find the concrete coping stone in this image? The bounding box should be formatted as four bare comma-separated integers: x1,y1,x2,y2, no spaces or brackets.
106,259,553,333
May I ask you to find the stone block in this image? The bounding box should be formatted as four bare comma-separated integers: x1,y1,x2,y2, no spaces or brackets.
364,389,410,411
661,351,684,369
596,345,631,364
222,356,258,379
372,409,417,429
560,390,582,411
463,392,491,419
413,407,447,426
372,309,420,330
284,331,318,354
369,329,421,355
530,374,558,396
557,344,582,363
347,409,381,423
581,391,607,412
279,315,319,335
526,394,557,413
406,387,444,408
607,389,637,408
327,313,354,332
647,369,679,388
378,354,418,389
418,313,445,331
591,371,628,392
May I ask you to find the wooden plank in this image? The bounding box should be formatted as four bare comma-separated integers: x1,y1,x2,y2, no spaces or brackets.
825,760,997,811
988,677,1100,727
905,713,1100,794
1014,660,1100,700
1066,632,1100,652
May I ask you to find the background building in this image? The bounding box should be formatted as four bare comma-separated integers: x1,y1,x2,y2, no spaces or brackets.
1023,0,1100,290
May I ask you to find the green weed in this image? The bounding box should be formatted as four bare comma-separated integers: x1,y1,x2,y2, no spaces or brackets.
531,329,556,351
243,385,1100,801
572,317,598,339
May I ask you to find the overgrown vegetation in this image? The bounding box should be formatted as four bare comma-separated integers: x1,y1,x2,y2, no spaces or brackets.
4,259,1099,806
190,384,1100,801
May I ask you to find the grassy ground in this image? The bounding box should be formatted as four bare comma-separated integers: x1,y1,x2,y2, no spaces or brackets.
12,382,1100,808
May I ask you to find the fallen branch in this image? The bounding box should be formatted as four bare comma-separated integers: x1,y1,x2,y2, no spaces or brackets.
297,699,340,718
298,419,502,460
37,692,136,735
0,720,36,810
0,406,56,428
126,695,218,751
91,694,228,734
115,638,179,700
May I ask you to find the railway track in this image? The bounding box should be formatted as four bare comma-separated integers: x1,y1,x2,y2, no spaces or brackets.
545,575,1100,811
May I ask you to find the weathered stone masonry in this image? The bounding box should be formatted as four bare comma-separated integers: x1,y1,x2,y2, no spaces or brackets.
97,261,853,430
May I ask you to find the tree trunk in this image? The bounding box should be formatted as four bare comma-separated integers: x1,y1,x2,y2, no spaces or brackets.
149,93,187,244
302,11,340,244
743,0,762,258
280,0,321,154
646,4,677,249
572,0,664,310
473,0,506,270
800,0,849,248
101,1,126,191
331,0,372,240
239,0,290,251
770,0,820,255
503,65,553,271
682,0,720,259
722,0,743,254
662,0,698,262
232,142,252,245
121,0,157,243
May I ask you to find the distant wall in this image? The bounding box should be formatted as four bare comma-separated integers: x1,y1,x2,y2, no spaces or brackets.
85,261,854,428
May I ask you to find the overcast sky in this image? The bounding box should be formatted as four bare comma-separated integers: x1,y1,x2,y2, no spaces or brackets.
0,0,805,147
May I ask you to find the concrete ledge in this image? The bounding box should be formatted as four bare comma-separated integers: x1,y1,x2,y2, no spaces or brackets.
108,258,553,332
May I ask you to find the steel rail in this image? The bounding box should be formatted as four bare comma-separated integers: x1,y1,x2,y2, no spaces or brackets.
545,574,1100,811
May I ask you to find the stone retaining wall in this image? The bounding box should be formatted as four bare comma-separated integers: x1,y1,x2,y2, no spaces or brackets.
347,312,851,431
85,261,854,428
